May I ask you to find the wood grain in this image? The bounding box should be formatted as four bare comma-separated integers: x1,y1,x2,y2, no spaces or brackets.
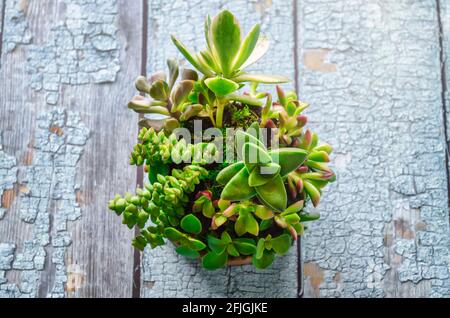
0,0,142,297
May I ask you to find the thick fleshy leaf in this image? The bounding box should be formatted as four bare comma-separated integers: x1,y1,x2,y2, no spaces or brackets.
128,96,169,114
227,244,240,257
233,239,257,255
240,35,269,69
187,238,207,251
235,210,259,236
232,73,290,84
235,130,266,161
299,212,320,222
269,148,308,176
182,69,198,81
135,76,151,93
210,10,241,76
171,35,213,76
170,80,194,111
167,59,179,89
221,231,233,244
216,162,245,185
284,213,300,225
180,214,202,234
254,205,274,220
271,234,291,255
175,246,200,259
225,93,263,106
180,104,203,121
253,250,275,269
255,175,287,212
202,251,228,270
255,238,265,259
303,180,321,207
207,235,227,254
243,142,271,172
232,23,260,71
260,219,273,231
205,77,239,96
163,227,184,241
248,163,280,187
283,200,304,215
220,167,256,201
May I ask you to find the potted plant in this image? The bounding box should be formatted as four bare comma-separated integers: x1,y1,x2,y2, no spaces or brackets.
108,10,335,270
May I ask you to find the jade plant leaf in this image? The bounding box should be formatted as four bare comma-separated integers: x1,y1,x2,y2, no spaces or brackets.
240,35,269,69
227,244,240,257
232,73,289,84
242,142,272,172
149,80,170,101
207,235,227,254
255,175,287,212
255,238,265,259
171,80,194,112
235,130,266,160
202,251,228,270
269,148,308,177
232,23,260,71
270,234,292,255
220,168,256,201
210,10,241,76
248,163,280,187
252,250,275,269
233,239,256,255
171,35,213,76
216,162,245,185
259,219,273,231
225,94,263,107
254,205,274,220
186,237,207,251
163,227,184,241
235,210,259,236
175,246,200,259
205,77,239,96
180,214,202,234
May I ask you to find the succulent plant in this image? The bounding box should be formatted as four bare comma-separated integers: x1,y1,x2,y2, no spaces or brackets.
109,9,335,271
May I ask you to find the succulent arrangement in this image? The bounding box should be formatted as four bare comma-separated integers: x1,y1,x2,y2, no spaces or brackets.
109,10,335,270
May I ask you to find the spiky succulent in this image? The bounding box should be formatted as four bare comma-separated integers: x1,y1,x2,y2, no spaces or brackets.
109,10,335,270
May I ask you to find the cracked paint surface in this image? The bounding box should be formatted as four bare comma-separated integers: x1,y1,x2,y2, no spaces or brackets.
0,109,89,298
143,0,298,297
0,132,18,220
1,0,32,53
23,0,120,104
299,0,450,297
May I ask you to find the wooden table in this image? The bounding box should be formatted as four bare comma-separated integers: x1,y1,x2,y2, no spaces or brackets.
0,0,449,298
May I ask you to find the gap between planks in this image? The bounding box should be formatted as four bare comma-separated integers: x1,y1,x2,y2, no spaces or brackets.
436,0,450,216
132,0,149,299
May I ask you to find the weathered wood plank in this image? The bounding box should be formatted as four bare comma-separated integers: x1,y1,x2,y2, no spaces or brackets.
297,0,450,297
141,0,300,298
0,0,141,297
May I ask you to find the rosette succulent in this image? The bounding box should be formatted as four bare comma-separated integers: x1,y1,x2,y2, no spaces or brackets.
109,10,335,270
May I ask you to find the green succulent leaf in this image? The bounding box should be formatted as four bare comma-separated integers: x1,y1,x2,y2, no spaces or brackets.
254,205,274,220
235,210,259,236
233,239,257,255
235,130,266,161
240,35,269,69
259,219,274,231
175,246,200,259
255,175,287,212
207,235,227,254
220,167,256,201
242,142,272,171
182,69,198,81
205,77,239,96
299,212,320,222
255,238,265,259
248,163,280,187
187,237,207,251
202,251,228,270
227,244,240,257
202,200,216,218
270,234,292,255
283,200,304,215
167,59,179,90
164,227,185,241
269,148,308,176
232,73,290,84
224,93,264,107
252,250,275,269
216,162,245,185
210,10,241,76
180,214,202,234
180,104,203,121
232,23,261,71
303,180,321,207
171,35,213,76
171,80,194,112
